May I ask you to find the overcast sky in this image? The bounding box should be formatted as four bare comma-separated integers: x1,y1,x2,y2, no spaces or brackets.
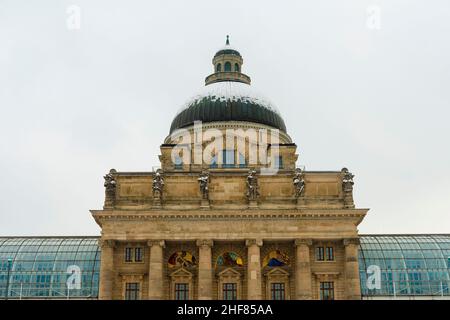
1,0,449,236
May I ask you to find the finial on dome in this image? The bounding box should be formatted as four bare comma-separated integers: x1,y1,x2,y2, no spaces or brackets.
226,35,230,46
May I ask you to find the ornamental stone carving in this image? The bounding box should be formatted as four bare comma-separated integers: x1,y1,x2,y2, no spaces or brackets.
198,171,210,200
341,168,355,209
147,240,166,248
103,169,117,209
246,169,260,205
293,168,305,198
152,170,164,207
196,239,214,248
294,238,313,247
245,239,263,247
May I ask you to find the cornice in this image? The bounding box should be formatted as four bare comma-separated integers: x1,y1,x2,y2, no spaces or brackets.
91,208,368,225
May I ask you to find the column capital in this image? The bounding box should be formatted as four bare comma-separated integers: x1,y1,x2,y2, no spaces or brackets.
98,239,116,249
196,239,214,248
294,238,313,247
147,240,166,248
245,239,263,247
343,238,360,246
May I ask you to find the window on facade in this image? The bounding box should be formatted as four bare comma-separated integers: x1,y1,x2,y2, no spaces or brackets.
175,283,189,300
274,156,283,169
210,154,218,168
135,247,143,262
326,247,334,261
223,283,237,300
222,149,235,168
216,63,222,72
320,282,334,300
234,63,239,72
271,283,285,300
125,282,140,300
238,153,246,168
125,247,133,262
174,155,183,170
316,247,325,261
224,61,231,72
125,247,143,262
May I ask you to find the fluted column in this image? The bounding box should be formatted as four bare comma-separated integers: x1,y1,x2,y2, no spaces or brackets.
196,239,214,300
246,239,263,299
294,238,313,299
344,238,361,300
147,240,165,299
99,239,115,300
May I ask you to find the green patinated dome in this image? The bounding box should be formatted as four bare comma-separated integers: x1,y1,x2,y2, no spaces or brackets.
170,82,287,133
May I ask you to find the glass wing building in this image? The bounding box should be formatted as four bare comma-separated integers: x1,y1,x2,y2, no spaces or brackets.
1,235,449,299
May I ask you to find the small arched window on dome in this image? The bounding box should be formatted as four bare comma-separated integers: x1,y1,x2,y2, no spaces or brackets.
224,62,231,72
216,63,222,72
234,63,240,72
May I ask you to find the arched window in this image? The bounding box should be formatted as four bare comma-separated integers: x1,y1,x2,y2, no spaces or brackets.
224,61,231,72
216,63,222,72
234,63,240,72
263,250,290,267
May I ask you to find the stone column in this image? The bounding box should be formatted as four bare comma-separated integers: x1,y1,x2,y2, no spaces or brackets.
147,240,165,299
196,239,214,300
246,239,263,300
294,238,313,299
344,238,361,300
99,239,115,300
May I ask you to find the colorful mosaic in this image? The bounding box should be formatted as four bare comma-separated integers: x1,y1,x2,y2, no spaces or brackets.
168,251,197,268
216,251,243,267
263,250,290,267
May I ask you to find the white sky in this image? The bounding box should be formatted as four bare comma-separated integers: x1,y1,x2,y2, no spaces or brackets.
0,0,449,236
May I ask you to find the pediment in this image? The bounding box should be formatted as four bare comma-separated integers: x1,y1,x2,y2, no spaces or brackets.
218,267,241,278
170,267,193,278
265,267,289,277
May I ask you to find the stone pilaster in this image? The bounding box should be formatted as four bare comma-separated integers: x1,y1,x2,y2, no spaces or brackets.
98,239,115,300
147,240,165,299
245,239,263,299
343,238,361,300
196,239,214,300
294,238,313,299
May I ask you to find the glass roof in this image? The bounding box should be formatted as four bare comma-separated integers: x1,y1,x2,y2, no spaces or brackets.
359,235,450,298
0,237,100,299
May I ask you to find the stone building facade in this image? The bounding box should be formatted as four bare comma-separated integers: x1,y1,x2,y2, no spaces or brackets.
91,37,369,300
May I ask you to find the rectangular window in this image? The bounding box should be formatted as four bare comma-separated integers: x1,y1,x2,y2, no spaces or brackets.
316,247,325,261
175,283,189,300
223,150,235,168
125,247,133,262
135,247,143,262
125,282,140,300
274,156,283,169
271,283,285,300
174,155,183,170
223,283,237,300
326,247,334,261
320,282,334,300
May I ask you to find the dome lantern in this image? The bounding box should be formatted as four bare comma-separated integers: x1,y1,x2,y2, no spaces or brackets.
206,35,251,85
